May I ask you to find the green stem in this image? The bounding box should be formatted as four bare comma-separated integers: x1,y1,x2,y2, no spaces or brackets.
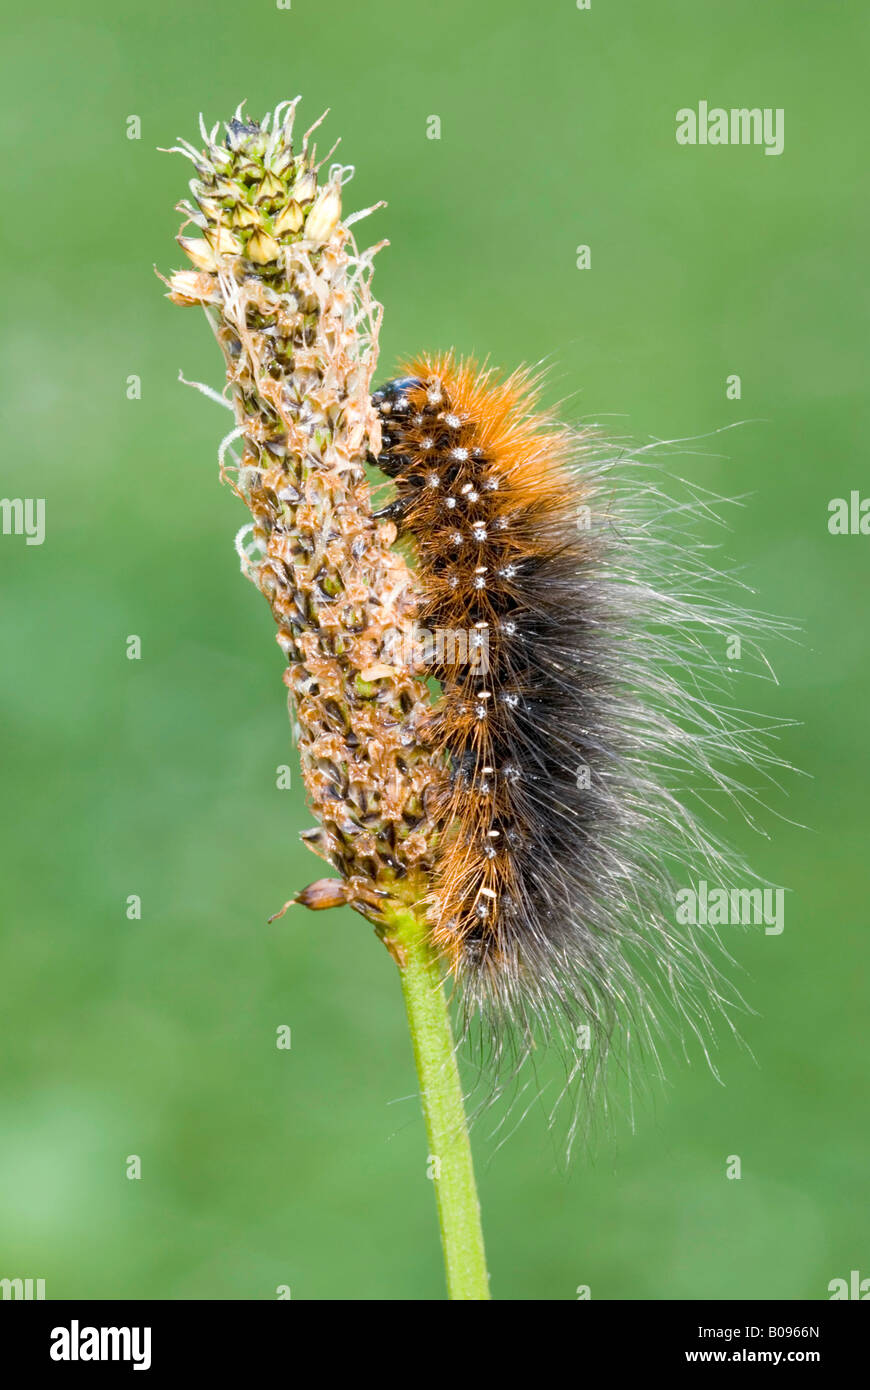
384,905,491,1300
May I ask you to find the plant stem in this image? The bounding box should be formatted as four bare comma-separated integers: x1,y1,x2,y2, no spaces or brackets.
384,904,491,1300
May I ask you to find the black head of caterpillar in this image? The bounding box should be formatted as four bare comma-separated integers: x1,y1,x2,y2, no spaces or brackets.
370,352,793,1133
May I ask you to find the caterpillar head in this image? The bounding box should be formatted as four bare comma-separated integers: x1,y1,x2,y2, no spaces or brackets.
371,376,424,477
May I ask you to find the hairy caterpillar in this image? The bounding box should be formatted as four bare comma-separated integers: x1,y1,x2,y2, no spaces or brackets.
372,354,792,1113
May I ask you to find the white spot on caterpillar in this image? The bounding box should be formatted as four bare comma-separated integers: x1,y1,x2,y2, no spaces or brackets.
502,692,519,708
472,523,487,541
473,576,486,589
452,447,469,461
445,497,457,509
445,413,461,428
427,389,442,406
427,472,440,487
500,564,518,579
451,531,463,546
421,437,434,449
475,703,487,718
501,620,517,635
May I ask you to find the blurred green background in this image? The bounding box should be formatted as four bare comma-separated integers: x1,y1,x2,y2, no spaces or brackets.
0,0,866,1300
